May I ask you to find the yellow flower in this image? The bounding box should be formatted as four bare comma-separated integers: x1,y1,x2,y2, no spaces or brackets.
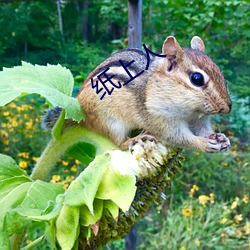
179,247,186,250
243,195,248,204
51,175,61,183
195,150,200,155
63,182,69,189
182,207,192,217
19,161,28,169
9,102,16,108
70,165,77,172
198,195,210,206
26,121,33,129
75,159,81,165
18,152,30,159
231,198,240,209
66,176,75,182
62,160,69,166
234,214,243,224
232,150,237,156
0,130,8,138
32,157,39,162
189,184,199,198
236,229,242,237
244,221,250,234
220,217,228,224
194,238,201,247
209,193,215,204
3,138,9,145
221,162,228,167
11,119,18,127
3,111,9,116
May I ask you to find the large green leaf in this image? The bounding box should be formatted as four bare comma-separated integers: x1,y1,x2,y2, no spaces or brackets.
63,154,110,213
0,62,85,122
0,176,31,200
0,154,30,181
0,154,65,248
56,205,80,250
96,167,136,212
20,181,64,212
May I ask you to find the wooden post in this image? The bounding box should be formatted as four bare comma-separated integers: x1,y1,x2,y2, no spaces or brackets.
128,0,142,48
125,224,137,250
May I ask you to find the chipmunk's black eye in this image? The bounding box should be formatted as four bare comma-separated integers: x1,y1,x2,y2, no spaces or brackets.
190,72,204,87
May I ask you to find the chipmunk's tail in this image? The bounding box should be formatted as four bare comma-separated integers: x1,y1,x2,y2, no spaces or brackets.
41,106,62,130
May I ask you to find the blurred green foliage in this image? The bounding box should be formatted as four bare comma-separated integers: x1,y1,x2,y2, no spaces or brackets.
0,0,249,97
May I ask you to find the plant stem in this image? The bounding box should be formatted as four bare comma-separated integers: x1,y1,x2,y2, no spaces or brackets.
30,126,118,181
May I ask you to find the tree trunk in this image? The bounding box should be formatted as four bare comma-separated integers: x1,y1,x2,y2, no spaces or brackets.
128,0,142,48
82,0,89,41
56,0,63,36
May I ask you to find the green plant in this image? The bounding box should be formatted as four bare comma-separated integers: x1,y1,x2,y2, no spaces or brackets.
0,62,182,249
137,193,249,250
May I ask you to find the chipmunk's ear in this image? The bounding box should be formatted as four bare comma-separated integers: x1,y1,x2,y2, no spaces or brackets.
191,36,205,52
162,36,184,62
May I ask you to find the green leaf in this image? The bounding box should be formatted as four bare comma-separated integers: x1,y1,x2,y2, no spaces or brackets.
0,182,33,218
0,154,65,244
3,210,31,237
20,181,64,213
26,196,64,222
96,167,136,212
0,62,85,122
21,235,45,250
0,176,32,201
0,154,30,181
80,226,92,240
79,199,103,226
64,154,111,213
103,200,119,219
56,205,80,250
0,231,10,250
66,142,96,165
45,220,56,249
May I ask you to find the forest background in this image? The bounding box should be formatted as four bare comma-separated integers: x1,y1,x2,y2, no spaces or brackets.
0,0,249,249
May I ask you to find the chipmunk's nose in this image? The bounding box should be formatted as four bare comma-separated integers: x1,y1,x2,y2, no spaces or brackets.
219,101,232,114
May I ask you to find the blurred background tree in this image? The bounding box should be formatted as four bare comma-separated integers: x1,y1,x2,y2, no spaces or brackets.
0,0,249,98
0,0,249,249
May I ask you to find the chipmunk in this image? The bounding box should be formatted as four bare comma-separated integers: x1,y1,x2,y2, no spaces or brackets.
43,36,232,153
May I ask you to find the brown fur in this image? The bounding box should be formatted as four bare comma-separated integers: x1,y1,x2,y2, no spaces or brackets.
77,36,231,152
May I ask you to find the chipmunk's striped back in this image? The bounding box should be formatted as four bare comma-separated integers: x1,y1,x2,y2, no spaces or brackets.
44,36,232,153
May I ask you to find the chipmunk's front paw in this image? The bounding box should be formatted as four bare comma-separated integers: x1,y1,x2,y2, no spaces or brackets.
206,133,230,152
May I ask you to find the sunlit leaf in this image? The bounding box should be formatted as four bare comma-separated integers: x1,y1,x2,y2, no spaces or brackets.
0,154,30,181
96,167,136,212
0,62,85,121
64,154,110,213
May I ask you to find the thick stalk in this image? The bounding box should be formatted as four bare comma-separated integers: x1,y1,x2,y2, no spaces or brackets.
30,126,118,181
